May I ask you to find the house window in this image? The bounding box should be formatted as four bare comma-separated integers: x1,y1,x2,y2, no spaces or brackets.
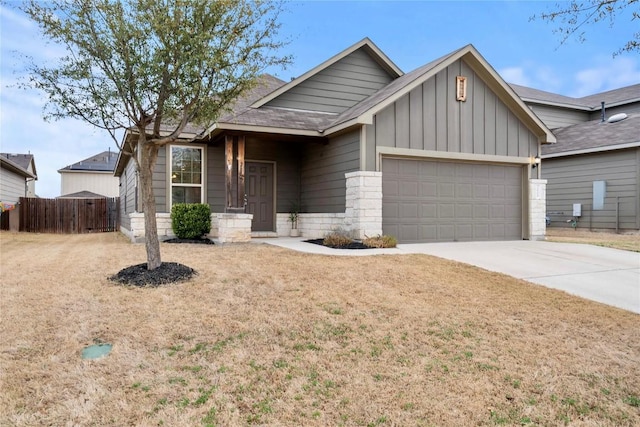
170,145,204,205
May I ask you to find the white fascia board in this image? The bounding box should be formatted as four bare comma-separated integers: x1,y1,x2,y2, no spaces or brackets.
251,38,403,109
522,98,592,111
542,141,640,158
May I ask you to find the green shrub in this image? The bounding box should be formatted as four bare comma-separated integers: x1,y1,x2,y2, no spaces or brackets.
171,203,211,239
323,230,354,247
363,235,397,248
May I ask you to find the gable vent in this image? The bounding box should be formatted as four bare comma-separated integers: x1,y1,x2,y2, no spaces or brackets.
456,76,467,101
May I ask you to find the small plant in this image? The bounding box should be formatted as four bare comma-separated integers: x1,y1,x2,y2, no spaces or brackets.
323,230,354,247
363,234,397,248
171,203,211,239
289,211,299,229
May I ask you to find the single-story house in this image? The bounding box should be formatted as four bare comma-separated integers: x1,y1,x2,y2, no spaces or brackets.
115,38,553,243
511,84,640,231
58,150,119,198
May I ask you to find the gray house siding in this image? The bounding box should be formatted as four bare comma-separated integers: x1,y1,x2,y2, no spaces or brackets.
118,158,138,231
0,167,26,204
527,104,589,129
154,147,167,212
206,144,226,213
370,59,538,158
301,130,360,212
266,48,395,114
544,148,640,230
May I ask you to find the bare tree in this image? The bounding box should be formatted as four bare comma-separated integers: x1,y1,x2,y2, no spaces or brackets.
531,0,639,55
22,0,291,270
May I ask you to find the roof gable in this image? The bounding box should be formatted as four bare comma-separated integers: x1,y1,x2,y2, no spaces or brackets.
325,45,555,144
253,38,402,113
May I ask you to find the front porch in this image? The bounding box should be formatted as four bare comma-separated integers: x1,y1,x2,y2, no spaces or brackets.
120,170,383,243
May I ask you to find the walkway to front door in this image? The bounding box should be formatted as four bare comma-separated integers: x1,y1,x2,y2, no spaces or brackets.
245,162,274,231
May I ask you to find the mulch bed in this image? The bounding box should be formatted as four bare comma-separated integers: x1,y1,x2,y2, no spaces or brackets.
164,238,214,245
109,262,197,287
305,238,372,250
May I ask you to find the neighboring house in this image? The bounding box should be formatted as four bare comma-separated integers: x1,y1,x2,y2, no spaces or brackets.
0,153,37,203
58,150,119,198
115,38,553,243
511,84,640,231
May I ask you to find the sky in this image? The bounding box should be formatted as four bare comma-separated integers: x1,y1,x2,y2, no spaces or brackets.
1,1,639,198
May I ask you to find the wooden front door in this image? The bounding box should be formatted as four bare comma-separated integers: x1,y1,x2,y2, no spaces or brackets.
246,162,275,231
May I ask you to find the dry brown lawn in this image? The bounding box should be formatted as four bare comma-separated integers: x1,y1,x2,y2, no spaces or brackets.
1,232,639,426
546,228,640,253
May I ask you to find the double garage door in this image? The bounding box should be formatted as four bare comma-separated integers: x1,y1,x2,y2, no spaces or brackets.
382,158,523,243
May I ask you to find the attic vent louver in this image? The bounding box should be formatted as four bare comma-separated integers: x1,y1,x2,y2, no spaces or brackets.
607,113,628,123
456,76,467,101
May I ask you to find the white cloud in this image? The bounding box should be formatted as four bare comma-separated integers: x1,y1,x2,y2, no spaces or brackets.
573,56,640,97
499,67,531,86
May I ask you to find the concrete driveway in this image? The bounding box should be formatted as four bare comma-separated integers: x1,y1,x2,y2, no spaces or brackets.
399,241,640,314
264,238,640,314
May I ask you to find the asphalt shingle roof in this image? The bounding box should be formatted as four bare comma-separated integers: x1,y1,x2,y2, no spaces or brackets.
543,113,640,155
59,150,118,172
510,83,640,110
1,153,34,172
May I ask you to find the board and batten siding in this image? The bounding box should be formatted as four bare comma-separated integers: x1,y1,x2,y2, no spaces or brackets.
0,167,26,203
544,148,640,230
266,48,395,114
367,58,539,164
301,130,360,212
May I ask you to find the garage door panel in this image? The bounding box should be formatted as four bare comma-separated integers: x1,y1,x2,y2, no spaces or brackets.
439,183,455,197
456,204,473,219
382,158,523,243
456,183,473,198
399,202,419,219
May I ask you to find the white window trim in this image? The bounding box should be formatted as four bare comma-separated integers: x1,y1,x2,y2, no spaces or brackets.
168,143,206,207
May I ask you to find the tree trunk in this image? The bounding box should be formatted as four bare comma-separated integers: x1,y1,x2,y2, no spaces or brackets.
139,140,162,270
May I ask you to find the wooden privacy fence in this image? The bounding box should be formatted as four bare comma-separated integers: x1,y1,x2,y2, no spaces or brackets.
19,197,120,233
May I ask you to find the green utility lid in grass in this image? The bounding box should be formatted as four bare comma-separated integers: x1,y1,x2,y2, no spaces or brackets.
82,343,112,360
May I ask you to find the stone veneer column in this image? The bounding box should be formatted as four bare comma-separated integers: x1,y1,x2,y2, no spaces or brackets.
344,171,383,239
209,213,253,243
529,179,547,241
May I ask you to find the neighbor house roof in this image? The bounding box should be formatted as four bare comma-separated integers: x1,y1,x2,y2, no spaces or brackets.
57,191,108,198
58,150,119,173
542,113,640,158
511,83,640,111
0,153,37,179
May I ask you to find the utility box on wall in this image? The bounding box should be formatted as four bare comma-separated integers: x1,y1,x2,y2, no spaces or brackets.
593,181,606,210
573,203,582,217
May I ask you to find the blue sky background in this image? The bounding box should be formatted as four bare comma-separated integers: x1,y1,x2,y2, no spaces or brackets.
1,0,639,198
